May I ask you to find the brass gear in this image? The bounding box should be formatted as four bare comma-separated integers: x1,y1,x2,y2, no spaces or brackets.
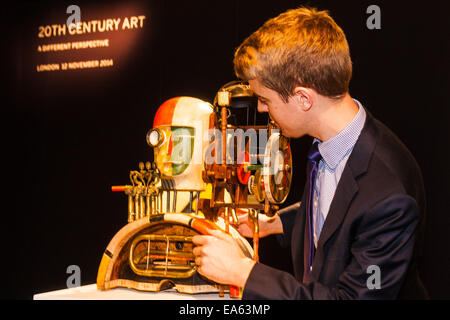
252,169,265,202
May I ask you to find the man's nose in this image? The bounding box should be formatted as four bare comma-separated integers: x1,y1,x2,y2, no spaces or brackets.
257,101,268,113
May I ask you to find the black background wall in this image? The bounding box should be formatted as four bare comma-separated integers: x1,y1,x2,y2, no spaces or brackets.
2,0,449,299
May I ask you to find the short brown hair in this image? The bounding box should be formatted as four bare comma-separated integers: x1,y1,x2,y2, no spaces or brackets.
234,7,352,101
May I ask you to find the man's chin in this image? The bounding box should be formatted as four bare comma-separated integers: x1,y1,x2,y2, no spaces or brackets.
277,127,288,137
282,130,305,139
271,125,301,139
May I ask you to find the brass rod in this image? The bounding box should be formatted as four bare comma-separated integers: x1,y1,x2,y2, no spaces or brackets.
195,192,199,215
152,195,157,215
146,238,150,270
221,106,227,167
145,194,150,216
166,190,170,213
164,235,169,275
173,190,177,212
134,195,140,220
188,191,193,213
136,234,193,242
224,207,229,234
128,194,134,223
142,254,194,262
139,194,144,219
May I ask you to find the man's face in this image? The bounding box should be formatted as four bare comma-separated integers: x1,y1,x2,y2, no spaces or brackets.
248,79,306,138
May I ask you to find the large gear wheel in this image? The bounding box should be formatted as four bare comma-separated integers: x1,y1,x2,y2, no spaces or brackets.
262,132,292,204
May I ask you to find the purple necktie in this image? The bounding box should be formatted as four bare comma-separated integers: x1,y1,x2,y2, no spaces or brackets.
303,142,322,282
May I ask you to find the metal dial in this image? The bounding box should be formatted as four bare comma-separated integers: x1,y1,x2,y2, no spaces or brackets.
262,132,292,204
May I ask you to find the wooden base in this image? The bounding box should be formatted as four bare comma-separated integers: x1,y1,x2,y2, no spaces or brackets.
97,213,252,298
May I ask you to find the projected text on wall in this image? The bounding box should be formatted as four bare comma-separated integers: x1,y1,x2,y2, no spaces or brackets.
36,15,146,72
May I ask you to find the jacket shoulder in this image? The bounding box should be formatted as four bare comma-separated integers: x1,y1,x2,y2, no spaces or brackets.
355,115,425,210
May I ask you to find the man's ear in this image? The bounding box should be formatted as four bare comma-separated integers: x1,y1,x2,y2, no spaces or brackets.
292,86,314,111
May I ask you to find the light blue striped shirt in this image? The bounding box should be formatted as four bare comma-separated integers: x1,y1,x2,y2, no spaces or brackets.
312,100,366,248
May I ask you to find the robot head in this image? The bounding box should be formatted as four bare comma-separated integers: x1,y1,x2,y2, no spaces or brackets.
147,97,214,190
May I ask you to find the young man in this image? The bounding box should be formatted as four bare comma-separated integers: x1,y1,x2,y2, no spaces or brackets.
192,7,427,299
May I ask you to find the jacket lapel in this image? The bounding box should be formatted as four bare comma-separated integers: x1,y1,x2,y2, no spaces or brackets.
291,189,307,280
310,111,379,279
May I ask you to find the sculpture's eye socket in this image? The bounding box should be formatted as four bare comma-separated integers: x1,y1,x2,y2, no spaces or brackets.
146,128,164,147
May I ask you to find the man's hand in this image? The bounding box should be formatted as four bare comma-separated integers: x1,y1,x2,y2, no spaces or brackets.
234,210,284,238
192,229,256,288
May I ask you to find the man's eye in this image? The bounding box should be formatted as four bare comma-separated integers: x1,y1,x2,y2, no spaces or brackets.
258,98,267,105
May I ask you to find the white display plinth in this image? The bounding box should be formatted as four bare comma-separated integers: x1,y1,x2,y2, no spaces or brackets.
33,284,232,300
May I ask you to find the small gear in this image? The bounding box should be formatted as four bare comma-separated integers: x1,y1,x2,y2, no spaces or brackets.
252,170,266,202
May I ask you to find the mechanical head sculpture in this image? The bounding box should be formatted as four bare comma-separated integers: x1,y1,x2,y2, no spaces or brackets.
97,82,292,298
146,97,214,191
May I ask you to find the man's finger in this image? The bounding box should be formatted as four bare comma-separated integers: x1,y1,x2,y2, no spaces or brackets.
192,246,202,257
236,225,253,238
192,234,215,245
208,228,231,241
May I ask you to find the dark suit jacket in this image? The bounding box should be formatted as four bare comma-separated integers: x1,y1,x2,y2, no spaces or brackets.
242,111,428,299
